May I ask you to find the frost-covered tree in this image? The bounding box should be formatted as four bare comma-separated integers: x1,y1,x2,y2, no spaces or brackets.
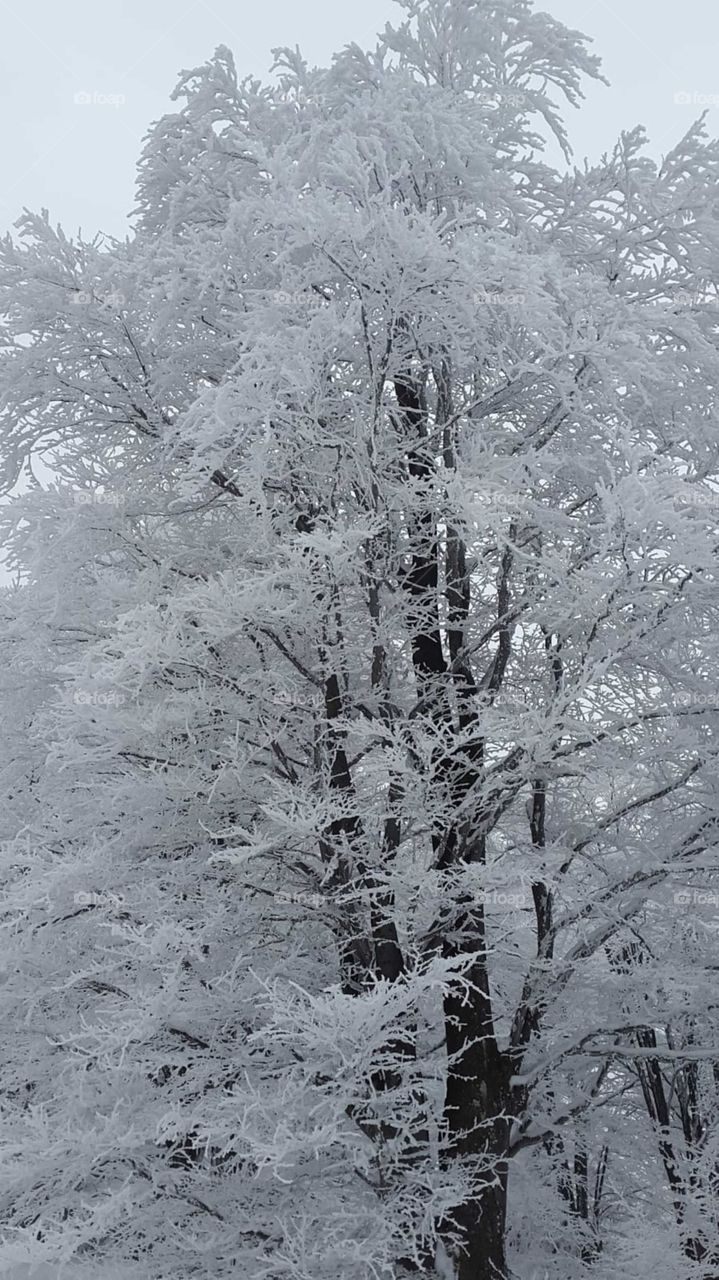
2,2,719,1278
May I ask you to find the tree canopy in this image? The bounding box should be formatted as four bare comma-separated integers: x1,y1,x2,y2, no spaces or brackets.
2,3,719,1277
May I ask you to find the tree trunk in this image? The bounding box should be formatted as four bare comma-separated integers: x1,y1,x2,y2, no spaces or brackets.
393,365,516,1278
441,926,513,1279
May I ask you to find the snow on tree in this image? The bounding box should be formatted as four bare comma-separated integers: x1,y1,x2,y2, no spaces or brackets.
1,2,719,1277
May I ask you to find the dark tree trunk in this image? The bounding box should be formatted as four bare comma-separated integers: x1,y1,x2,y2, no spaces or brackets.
443,951,513,1279
394,365,515,1279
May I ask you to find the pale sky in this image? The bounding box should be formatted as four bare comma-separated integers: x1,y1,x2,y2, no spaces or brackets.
2,0,718,241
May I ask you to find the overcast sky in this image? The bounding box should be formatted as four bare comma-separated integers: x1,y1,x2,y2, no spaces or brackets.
2,0,718,242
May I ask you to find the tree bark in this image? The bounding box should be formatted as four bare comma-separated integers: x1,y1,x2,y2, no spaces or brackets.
394,366,514,1279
